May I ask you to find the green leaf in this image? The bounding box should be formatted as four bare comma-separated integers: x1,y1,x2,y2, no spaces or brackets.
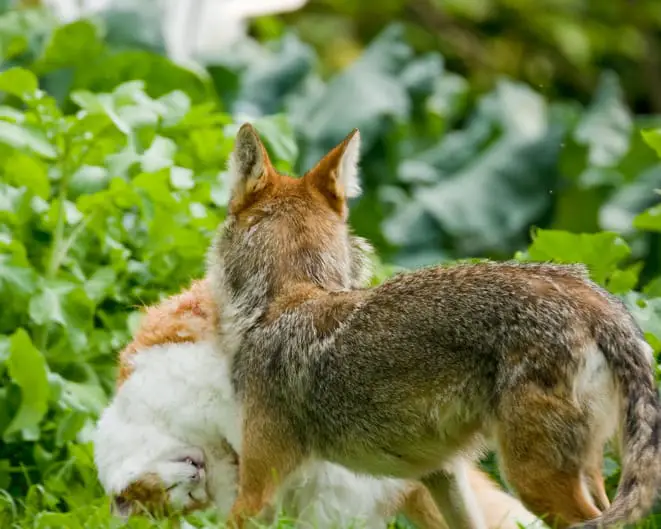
29,281,94,330
29,286,67,326
4,152,50,199
524,230,630,287
4,329,49,438
293,24,412,163
54,410,86,446
84,267,116,303
641,128,661,158
633,203,661,232
141,136,175,172
574,72,632,167
0,67,38,99
68,165,109,198
169,166,194,190
72,50,208,105
0,255,37,298
412,81,559,255
35,20,104,74
0,121,57,159
622,293,661,352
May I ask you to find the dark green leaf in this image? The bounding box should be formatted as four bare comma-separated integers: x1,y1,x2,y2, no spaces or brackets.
4,329,49,438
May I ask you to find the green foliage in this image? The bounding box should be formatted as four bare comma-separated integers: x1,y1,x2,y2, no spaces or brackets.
280,0,661,115
1,2,661,528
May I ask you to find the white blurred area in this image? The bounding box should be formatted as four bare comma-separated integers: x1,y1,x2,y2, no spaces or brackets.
41,0,309,62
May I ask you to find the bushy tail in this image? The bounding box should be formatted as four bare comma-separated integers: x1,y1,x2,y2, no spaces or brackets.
575,324,661,528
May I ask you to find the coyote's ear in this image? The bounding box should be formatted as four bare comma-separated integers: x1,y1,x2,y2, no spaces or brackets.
306,129,361,213
228,123,273,214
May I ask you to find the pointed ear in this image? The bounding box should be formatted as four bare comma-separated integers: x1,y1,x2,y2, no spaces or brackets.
110,496,133,519
227,123,273,213
306,129,362,211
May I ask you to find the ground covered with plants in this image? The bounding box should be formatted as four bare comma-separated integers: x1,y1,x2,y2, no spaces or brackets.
2,2,661,528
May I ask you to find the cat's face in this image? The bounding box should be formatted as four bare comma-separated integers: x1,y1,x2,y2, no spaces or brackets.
111,447,211,518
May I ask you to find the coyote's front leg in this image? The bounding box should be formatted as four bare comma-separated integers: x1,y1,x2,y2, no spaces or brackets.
227,410,303,529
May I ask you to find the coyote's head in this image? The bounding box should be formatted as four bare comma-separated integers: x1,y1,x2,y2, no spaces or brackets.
212,124,362,311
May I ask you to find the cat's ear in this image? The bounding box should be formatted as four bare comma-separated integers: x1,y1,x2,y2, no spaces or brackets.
228,123,275,214
305,129,361,214
111,496,133,519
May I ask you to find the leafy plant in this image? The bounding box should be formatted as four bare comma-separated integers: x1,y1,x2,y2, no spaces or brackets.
2,2,661,528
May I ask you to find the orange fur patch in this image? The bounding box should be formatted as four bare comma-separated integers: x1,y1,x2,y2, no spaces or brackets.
117,278,218,387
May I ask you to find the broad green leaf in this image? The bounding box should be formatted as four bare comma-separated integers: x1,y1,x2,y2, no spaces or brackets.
0,105,25,122
574,72,632,167
69,89,105,114
54,410,86,446
141,136,176,172
29,281,94,330
68,165,109,198
4,152,50,199
29,286,66,326
170,166,195,190
4,329,49,438
600,165,661,235
84,267,116,303
35,20,104,73
293,24,412,165
0,67,38,99
524,229,630,287
0,255,37,298
57,378,107,415
622,293,661,352
158,90,191,126
641,128,661,158
232,33,314,116
633,203,661,232
72,50,208,104
0,121,57,159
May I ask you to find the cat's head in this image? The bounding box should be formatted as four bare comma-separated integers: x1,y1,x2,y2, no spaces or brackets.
109,446,210,518
94,396,229,520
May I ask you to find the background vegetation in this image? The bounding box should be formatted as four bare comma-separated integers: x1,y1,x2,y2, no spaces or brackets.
1,0,661,527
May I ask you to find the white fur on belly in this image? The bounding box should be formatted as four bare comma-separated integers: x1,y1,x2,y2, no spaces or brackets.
277,461,407,529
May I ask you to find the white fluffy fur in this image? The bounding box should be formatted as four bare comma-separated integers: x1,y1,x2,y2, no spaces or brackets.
94,340,547,528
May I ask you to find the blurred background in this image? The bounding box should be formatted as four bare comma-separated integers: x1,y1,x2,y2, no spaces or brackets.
2,0,661,525
18,0,661,272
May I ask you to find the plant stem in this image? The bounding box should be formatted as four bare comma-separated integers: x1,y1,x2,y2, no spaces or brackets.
36,141,70,353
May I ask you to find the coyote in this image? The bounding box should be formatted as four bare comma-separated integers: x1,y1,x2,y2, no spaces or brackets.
208,124,661,529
